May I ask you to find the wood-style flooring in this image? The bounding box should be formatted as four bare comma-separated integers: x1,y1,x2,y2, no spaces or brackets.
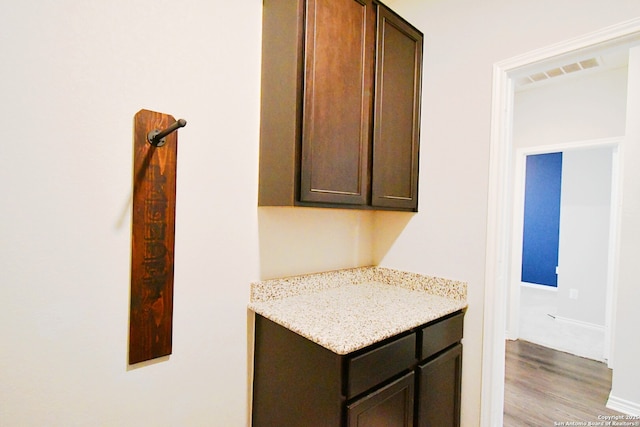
504,339,623,426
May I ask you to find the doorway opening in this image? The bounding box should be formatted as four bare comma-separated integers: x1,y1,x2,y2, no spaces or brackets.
481,18,640,427
509,143,619,364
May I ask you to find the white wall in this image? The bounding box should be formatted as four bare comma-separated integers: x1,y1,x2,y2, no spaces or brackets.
609,45,640,414
0,2,262,425
511,65,623,357
512,148,614,362
513,67,628,148
513,65,624,326
0,1,376,426
4,1,640,426
557,147,613,326
382,0,640,425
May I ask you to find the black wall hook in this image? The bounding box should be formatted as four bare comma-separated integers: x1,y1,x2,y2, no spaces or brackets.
148,119,187,147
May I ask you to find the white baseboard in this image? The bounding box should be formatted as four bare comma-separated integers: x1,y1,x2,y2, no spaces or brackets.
553,315,605,332
607,394,640,416
520,282,558,292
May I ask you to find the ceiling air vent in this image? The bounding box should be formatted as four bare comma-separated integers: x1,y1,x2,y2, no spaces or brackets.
517,57,602,88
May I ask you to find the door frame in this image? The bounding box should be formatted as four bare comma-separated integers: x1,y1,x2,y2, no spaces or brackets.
481,17,640,427
507,139,622,361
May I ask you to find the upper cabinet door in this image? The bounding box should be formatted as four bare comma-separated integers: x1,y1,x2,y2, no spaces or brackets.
371,6,423,210
300,0,376,205
258,0,423,211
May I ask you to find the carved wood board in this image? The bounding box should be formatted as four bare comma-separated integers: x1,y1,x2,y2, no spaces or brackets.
129,109,178,365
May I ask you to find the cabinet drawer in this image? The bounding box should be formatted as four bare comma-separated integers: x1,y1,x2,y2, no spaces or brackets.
419,312,464,361
347,333,416,398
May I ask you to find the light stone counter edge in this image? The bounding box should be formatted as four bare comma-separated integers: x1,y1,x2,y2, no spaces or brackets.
248,267,468,355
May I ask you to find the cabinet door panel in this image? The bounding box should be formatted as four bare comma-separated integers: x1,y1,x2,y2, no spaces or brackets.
252,316,343,427
347,372,414,427
417,344,462,427
371,7,422,210
300,0,375,205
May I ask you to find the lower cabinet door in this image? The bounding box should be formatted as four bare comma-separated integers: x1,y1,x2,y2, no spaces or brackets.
346,372,414,427
416,343,463,427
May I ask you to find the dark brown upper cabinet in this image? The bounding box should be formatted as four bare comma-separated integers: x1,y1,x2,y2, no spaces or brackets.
258,0,423,211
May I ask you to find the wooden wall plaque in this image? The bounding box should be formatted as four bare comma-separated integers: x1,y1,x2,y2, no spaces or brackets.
129,109,179,365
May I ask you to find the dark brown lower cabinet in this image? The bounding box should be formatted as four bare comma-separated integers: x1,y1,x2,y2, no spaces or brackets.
347,372,414,427
417,344,463,427
251,311,464,427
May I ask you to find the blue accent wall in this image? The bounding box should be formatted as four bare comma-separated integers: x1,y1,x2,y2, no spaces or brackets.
521,152,563,287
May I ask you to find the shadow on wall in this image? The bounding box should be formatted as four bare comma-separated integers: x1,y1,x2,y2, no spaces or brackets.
257,207,414,280
372,210,417,264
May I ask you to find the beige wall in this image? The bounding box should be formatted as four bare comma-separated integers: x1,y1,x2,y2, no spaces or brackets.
0,2,264,425
3,0,640,426
380,0,640,424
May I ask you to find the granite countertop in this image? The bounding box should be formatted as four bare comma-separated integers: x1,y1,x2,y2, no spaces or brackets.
249,267,467,355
